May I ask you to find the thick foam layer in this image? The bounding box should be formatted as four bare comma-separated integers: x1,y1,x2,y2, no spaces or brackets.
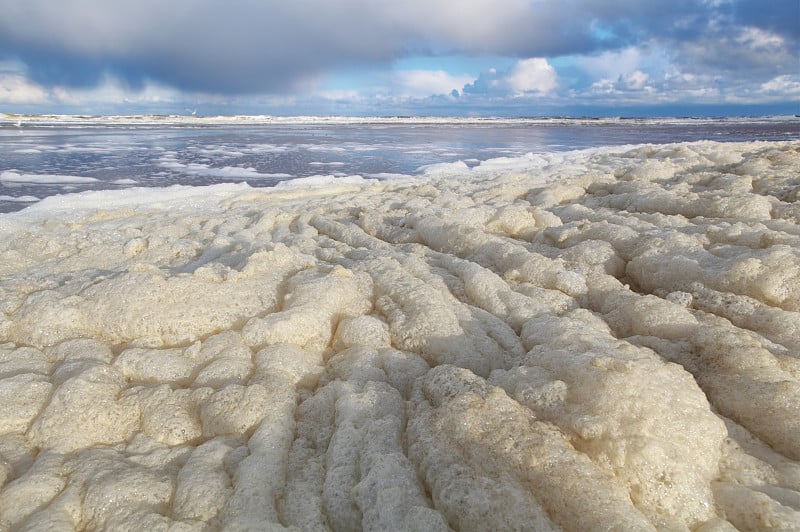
0,141,799,530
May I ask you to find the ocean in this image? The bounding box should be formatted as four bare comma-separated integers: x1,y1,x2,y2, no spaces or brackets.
1,115,799,530
1,115,797,213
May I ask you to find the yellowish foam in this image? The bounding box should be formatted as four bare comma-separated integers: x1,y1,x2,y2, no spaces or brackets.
1,141,799,530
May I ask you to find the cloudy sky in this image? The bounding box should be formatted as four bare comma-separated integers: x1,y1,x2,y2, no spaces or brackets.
1,0,798,116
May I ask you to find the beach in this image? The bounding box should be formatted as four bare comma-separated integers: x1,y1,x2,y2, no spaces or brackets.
0,139,799,530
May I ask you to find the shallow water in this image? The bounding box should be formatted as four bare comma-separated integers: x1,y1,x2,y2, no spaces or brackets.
1,116,797,212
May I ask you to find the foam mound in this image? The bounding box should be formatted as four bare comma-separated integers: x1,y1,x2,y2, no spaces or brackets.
1,141,799,530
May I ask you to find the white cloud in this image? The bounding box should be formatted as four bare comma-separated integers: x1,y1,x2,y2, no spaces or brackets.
506,58,558,95
394,70,474,98
573,46,652,80
0,74,48,104
621,70,650,91
462,58,558,98
49,75,185,107
589,71,651,95
736,26,785,51
760,75,800,97
0,69,211,112
318,89,364,102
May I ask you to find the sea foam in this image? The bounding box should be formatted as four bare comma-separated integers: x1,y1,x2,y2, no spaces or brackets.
0,141,798,530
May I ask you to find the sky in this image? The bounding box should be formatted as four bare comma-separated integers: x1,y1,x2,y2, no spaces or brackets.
0,0,798,117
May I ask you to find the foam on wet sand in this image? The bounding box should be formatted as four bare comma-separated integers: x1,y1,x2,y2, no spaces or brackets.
0,141,799,530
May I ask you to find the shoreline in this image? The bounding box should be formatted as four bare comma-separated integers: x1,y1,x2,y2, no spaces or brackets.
3,112,799,126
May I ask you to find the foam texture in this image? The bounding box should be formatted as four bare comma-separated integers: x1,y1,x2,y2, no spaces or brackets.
1,141,799,530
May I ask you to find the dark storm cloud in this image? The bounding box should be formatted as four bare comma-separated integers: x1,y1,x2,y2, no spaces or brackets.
0,1,400,92
732,0,800,37
0,0,797,95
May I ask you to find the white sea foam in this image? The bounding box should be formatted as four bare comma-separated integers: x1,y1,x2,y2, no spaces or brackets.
0,195,38,203
0,171,100,184
418,160,471,176
10,143,144,154
157,155,291,180
3,112,797,127
274,174,376,189
0,140,799,530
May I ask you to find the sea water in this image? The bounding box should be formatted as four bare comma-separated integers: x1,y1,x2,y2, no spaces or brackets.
1,115,797,213
1,115,799,530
